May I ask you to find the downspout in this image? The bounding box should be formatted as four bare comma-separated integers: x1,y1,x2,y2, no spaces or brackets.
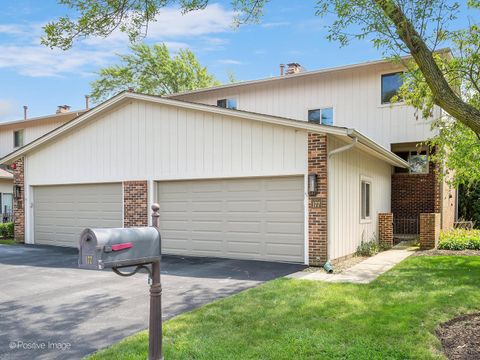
328,136,358,159
324,135,358,273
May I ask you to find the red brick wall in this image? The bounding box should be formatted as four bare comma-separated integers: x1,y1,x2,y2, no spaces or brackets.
419,213,441,249
308,133,328,266
378,213,393,247
123,181,148,227
391,164,440,234
12,157,24,242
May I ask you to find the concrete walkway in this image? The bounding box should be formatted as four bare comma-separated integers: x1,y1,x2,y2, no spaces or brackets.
287,247,414,284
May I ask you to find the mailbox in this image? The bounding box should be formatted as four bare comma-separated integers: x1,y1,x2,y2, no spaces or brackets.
79,227,161,270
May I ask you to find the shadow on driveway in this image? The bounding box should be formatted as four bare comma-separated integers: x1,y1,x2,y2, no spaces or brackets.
0,244,304,360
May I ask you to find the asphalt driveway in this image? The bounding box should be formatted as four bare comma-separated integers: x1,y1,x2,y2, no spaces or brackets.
0,244,304,360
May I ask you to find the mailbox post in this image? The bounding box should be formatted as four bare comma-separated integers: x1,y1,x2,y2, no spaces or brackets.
149,203,162,360
78,203,164,360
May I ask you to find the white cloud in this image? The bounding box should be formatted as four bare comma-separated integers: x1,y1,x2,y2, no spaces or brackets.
261,21,290,28
217,59,243,65
0,4,235,78
0,99,18,121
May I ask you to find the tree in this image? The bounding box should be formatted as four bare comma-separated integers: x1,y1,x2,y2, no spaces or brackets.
90,43,219,103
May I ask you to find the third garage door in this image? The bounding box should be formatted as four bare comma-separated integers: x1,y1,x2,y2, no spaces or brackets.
156,176,305,263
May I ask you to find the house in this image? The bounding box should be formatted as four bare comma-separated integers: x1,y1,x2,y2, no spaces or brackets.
0,105,86,222
0,56,454,266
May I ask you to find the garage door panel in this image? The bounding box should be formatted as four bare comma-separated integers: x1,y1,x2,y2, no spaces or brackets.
34,183,122,247
157,176,304,263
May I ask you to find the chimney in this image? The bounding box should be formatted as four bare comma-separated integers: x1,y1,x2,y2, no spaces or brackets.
23,106,28,120
286,63,305,75
85,95,90,110
56,105,71,114
280,64,285,76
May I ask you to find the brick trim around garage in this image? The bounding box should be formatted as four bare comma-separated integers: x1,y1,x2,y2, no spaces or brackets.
13,157,25,242
123,181,148,227
308,133,328,266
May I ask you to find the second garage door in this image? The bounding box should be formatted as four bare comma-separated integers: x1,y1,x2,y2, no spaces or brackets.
34,183,123,247
156,176,305,263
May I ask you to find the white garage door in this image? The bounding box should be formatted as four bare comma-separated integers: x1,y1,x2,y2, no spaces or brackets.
156,176,305,263
34,183,123,247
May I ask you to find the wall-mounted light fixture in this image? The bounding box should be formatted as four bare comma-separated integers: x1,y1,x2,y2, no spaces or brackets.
14,185,21,199
308,173,318,196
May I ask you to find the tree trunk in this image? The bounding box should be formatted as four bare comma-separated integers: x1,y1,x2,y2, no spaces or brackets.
374,0,480,135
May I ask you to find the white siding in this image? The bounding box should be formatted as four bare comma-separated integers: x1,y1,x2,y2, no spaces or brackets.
173,63,438,149
328,135,392,260
26,100,308,185
0,118,68,158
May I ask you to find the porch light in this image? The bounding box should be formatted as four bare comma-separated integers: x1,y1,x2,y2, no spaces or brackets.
14,185,21,199
308,173,318,196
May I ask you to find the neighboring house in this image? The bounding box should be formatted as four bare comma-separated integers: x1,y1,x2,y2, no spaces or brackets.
0,56,453,266
0,105,86,223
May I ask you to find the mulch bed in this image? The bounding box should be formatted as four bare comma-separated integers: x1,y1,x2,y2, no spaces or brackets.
436,313,480,360
414,249,480,257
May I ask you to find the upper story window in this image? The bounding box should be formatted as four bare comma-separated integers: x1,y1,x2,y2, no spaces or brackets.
394,150,429,174
381,72,403,104
360,179,372,221
308,107,334,126
217,98,237,110
13,130,24,148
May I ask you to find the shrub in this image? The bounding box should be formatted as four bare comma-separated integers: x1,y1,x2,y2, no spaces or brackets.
0,222,14,238
438,229,480,250
356,236,380,257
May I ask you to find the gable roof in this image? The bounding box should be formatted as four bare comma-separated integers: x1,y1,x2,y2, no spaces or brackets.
0,110,86,128
0,91,408,168
168,49,452,98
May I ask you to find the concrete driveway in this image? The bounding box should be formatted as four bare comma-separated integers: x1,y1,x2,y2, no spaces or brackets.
0,244,304,360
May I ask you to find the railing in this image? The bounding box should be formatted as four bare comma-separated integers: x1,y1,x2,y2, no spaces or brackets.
0,212,13,224
454,221,474,230
394,218,419,235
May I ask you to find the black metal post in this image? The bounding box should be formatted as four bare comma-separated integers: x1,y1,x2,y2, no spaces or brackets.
149,203,163,360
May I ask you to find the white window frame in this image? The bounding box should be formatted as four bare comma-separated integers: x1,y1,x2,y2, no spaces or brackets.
13,129,24,148
378,69,405,107
360,176,372,223
307,106,334,125
217,97,238,110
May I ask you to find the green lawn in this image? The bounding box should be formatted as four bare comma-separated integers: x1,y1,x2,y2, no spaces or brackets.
0,238,15,245
87,256,480,360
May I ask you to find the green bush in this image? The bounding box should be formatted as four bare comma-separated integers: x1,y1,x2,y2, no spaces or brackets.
356,236,378,257
438,229,480,250
0,222,14,238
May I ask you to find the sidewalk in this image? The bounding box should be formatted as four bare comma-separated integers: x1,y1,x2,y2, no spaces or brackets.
287,246,415,284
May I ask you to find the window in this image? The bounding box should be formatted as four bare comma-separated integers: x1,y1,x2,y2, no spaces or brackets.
360,179,371,221
308,107,334,125
13,130,24,148
394,150,429,174
381,72,403,104
217,98,237,110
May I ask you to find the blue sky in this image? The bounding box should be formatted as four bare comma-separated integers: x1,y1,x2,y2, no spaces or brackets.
0,0,473,121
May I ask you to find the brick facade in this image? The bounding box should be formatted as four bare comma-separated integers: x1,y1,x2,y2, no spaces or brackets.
308,133,328,266
123,181,148,227
12,157,25,242
391,163,440,234
378,213,393,248
419,213,441,249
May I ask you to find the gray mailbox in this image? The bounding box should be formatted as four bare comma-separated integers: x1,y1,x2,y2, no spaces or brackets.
79,227,161,270
78,204,164,360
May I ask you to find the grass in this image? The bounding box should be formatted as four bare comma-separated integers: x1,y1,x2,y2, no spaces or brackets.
0,238,15,245
86,256,480,360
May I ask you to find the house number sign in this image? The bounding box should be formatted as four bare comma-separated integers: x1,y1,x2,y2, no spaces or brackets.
311,198,325,208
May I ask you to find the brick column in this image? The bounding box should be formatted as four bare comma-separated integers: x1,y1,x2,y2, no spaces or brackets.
378,213,393,248
308,133,328,266
12,157,25,242
123,181,148,227
419,213,441,249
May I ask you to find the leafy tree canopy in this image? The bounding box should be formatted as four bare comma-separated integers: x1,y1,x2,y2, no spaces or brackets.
90,43,219,103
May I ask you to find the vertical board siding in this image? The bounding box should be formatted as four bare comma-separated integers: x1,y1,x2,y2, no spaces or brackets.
26,101,308,185
173,63,436,149
328,135,392,260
